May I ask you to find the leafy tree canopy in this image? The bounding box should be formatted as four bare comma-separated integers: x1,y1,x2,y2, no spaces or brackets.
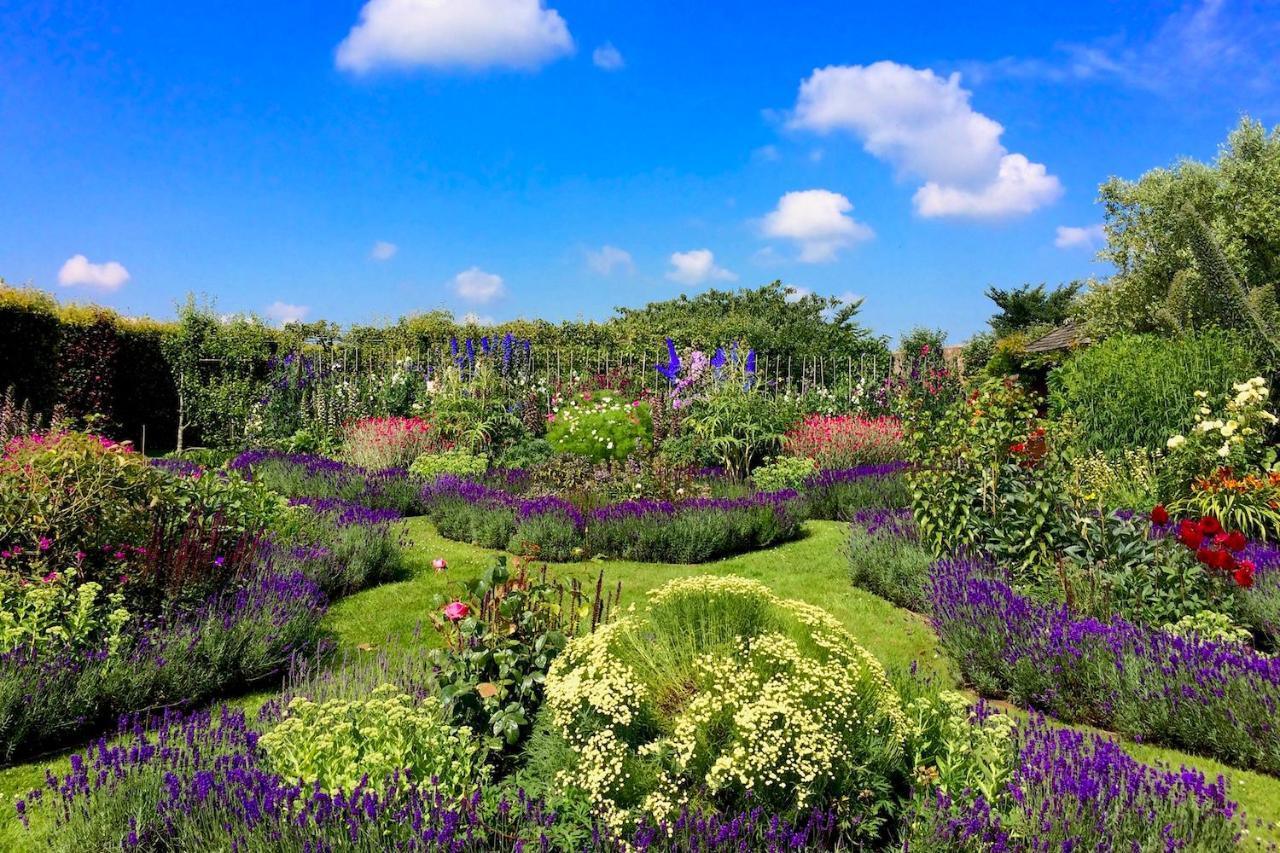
983,282,1082,338
1076,116,1280,339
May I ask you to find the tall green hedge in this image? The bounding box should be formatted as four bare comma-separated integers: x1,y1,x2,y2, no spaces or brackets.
1049,330,1258,453
0,287,178,452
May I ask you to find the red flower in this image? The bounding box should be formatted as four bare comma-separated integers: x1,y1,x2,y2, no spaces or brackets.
1195,547,1214,566
1009,442,1026,454
1150,505,1169,525
1225,530,1247,553
1179,521,1204,550
1198,516,1223,536
1234,561,1256,588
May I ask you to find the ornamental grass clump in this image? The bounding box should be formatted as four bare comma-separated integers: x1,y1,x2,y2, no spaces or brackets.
540,575,906,838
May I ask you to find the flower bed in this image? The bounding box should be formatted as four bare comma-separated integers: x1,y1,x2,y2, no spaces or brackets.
930,556,1280,774
419,476,804,563
784,414,905,467
229,449,420,513
803,461,910,519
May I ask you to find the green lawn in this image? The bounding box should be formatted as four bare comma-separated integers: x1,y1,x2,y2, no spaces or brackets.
3,518,1279,847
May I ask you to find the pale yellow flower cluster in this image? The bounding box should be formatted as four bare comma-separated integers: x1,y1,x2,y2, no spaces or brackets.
544,576,905,831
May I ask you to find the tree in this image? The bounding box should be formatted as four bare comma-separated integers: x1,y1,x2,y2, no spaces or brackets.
983,282,1081,337
1077,116,1280,338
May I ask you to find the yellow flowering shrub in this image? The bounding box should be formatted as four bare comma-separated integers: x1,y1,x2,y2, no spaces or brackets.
259,684,487,795
543,576,906,836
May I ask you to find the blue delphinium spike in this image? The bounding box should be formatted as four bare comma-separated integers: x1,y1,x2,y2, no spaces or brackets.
656,337,682,383
465,338,476,366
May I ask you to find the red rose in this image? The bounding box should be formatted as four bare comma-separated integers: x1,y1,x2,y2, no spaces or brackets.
1150,505,1169,525
1225,530,1247,553
1198,516,1223,536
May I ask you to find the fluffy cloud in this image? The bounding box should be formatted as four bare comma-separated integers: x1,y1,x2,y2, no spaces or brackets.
1054,224,1106,249
592,42,624,71
370,240,398,260
585,245,634,275
761,189,873,262
264,301,311,325
789,61,1061,218
336,0,574,73
57,254,130,291
666,249,736,285
914,154,1062,218
453,266,506,303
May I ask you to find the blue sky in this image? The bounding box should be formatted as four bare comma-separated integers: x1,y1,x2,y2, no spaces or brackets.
2,0,1279,343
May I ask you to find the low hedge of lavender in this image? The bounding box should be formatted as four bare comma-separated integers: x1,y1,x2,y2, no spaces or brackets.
906,713,1245,851
584,491,803,562
420,476,804,563
0,568,327,764
846,508,933,613
20,705,846,852
804,462,911,520
0,483,407,765
930,557,1280,774
229,450,421,514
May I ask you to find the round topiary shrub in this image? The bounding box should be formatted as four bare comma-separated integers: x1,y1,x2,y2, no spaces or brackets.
541,575,906,837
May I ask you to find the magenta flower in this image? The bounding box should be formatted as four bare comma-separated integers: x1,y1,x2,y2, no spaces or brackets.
38,537,52,551
442,600,470,621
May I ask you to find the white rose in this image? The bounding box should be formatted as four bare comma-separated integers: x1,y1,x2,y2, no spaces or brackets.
1166,435,1186,450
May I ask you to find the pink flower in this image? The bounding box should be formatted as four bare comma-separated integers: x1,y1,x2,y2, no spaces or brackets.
546,413,556,423
113,550,126,560
443,601,471,621
41,571,59,584
37,537,52,551
432,557,448,572
75,550,86,563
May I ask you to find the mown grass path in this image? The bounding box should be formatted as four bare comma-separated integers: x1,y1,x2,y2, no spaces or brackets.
2,518,1278,848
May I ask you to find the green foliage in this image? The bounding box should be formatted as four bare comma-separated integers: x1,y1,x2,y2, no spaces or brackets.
495,437,554,470
751,456,816,492
541,575,906,834
429,362,525,451
546,392,651,464
1076,117,1280,340
0,568,130,657
1049,331,1257,454
683,382,797,481
900,688,1015,804
429,558,573,761
847,516,933,613
983,282,1081,338
1066,449,1161,512
907,378,1067,579
1164,609,1252,645
259,685,486,795
410,449,489,482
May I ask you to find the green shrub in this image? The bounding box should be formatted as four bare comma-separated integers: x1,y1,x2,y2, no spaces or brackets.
495,437,554,470
410,448,489,481
259,685,486,795
540,575,906,835
751,456,815,492
1049,330,1256,454
547,392,652,463
847,511,933,613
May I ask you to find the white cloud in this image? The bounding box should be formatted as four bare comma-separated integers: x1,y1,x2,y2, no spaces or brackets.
370,240,398,260
760,189,873,262
453,266,506,303
592,42,624,71
585,245,634,275
336,0,574,73
264,301,311,325
666,249,737,285
914,154,1063,218
789,61,1061,218
57,254,130,291
1054,224,1106,249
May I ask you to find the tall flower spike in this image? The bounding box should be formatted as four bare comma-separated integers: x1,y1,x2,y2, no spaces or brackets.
656,337,682,383
480,336,491,355
465,338,476,366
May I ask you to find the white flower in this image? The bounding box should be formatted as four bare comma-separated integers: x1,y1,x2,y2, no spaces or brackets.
1166,435,1186,450
1218,442,1232,458
1194,390,1209,399
1221,421,1237,437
